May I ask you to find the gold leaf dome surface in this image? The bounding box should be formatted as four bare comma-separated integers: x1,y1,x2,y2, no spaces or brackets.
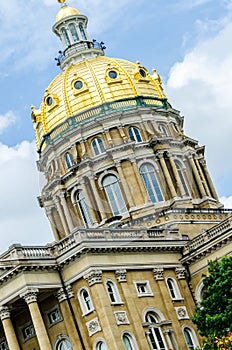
34,56,165,149
56,5,80,22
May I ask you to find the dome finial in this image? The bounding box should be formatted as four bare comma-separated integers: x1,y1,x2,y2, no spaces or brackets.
57,0,67,6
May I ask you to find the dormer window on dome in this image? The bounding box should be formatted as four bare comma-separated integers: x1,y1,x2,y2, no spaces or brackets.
105,67,122,84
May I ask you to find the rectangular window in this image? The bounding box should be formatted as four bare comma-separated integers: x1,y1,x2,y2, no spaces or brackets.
47,306,62,326
21,323,35,341
134,281,153,297
0,340,8,350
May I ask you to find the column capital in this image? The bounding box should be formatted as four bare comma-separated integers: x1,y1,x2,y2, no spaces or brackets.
153,266,164,280
20,288,39,304
156,151,164,159
0,306,10,320
55,285,74,303
115,269,127,283
84,269,102,286
175,267,186,279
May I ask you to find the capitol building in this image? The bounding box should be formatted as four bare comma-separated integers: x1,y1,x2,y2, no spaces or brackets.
0,1,231,349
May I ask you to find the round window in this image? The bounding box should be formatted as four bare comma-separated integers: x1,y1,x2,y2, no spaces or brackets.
108,70,117,79
139,69,146,78
46,96,53,106
74,80,83,90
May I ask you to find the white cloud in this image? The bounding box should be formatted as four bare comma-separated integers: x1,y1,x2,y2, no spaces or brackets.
0,111,16,134
220,196,232,208
165,18,232,196
0,141,53,253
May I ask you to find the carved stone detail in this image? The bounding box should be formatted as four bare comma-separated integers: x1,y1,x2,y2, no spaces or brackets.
55,285,74,302
115,269,127,282
84,270,102,286
174,306,189,320
0,306,10,320
86,317,101,336
175,267,186,279
153,267,164,280
114,311,130,325
20,288,39,304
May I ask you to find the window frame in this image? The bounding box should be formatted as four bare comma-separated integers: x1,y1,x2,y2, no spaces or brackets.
128,126,143,143
0,338,8,350
183,326,199,350
134,280,153,297
20,322,35,342
158,124,168,136
65,152,75,169
105,279,122,305
46,305,62,327
166,277,183,301
55,335,72,350
140,163,164,204
145,312,167,350
122,332,138,350
91,137,105,156
68,23,79,42
102,174,127,216
78,287,94,316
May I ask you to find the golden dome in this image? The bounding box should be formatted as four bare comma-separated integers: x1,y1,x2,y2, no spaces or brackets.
32,56,165,150
56,5,80,22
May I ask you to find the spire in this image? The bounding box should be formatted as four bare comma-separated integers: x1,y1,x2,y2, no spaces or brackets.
53,1,106,70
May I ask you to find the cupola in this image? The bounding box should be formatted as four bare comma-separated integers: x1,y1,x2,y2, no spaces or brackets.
53,0,105,70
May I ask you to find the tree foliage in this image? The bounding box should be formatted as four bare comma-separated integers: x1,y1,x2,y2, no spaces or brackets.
192,256,232,342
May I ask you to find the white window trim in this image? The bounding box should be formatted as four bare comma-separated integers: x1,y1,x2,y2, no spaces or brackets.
122,331,139,350
46,305,62,327
182,325,200,350
134,280,153,297
105,279,123,305
78,287,95,316
165,277,183,301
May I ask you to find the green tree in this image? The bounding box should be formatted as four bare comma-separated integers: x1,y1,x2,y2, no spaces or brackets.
192,256,232,347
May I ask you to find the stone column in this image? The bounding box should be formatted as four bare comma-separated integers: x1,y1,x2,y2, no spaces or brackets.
20,288,52,350
157,153,177,198
104,129,114,146
59,192,75,231
46,207,60,241
200,159,219,200
0,306,20,350
55,197,70,235
55,286,82,350
131,160,147,203
195,159,211,196
118,126,128,142
163,328,179,350
115,161,135,208
167,153,186,197
188,155,206,198
89,176,107,222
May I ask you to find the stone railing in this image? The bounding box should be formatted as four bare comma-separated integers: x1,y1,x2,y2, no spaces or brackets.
183,215,232,254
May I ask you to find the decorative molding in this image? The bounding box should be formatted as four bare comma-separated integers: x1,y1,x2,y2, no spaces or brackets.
0,306,10,320
55,285,74,302
115,269,127,282
114,311,130,325
20,288,39,304
86,317,101,336
153,266,164,280
84,270,102,286
175,267,186,280
174,306,189,320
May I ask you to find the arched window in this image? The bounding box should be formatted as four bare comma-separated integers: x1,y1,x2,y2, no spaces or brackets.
92,138,105,155
65,152,75,169
77,190,93,227
56,338,72,350
166,277,182,300
103,175,127,216
106,280,121,304
78,288,94,315
96,341,108,350
122,333,137,350
175,161,189,196
79,23,87,40
183,327,197,350
140,164,163,203
145,312,166,350
61,27,71,46
128,127,142,143
158,124,168,136
69,23,79,42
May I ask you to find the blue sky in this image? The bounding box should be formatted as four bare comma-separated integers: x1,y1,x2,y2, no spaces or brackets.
0,0,231,252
